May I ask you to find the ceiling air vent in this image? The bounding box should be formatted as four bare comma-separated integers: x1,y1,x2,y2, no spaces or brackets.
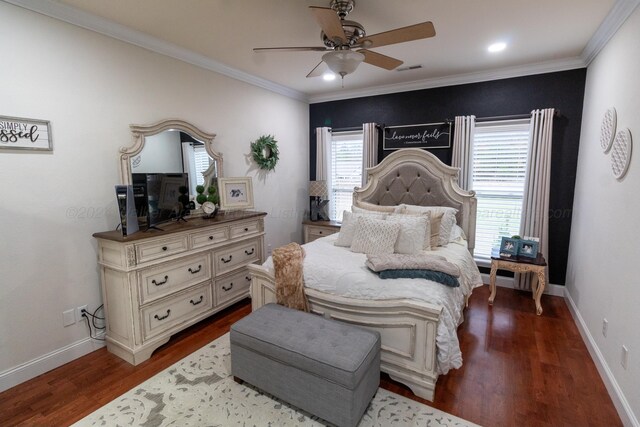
396,65,423,72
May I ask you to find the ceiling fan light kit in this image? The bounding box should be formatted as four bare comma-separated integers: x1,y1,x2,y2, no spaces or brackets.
253,0,436,81
323,50,365,77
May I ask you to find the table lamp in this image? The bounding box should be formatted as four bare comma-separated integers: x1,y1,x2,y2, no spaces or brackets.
309,180,329,221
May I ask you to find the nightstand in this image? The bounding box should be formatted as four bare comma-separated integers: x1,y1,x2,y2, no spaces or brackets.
303,220,341,243
488,253,547,315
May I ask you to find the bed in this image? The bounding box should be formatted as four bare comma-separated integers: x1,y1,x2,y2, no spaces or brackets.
248,148,481,401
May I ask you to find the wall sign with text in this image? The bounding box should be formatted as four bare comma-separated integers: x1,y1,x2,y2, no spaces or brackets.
383,122,451,150
0,115,53,151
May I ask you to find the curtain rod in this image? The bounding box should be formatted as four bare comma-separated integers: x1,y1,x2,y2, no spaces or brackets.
330,124,383,132
475,113,531,123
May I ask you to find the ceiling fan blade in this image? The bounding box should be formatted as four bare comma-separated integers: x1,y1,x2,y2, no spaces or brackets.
359,49,403,70
309,6,347,44
253,46,331,52
306,61,328,78
361,21,435,49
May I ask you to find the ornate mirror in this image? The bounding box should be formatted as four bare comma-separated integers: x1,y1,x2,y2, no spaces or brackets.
119,119,223,197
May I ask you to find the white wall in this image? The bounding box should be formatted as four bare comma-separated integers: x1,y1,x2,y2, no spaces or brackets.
0,2,308,385
134,131,183,173
566,6,640,425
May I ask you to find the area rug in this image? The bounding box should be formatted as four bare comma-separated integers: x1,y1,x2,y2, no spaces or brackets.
73,333,479,427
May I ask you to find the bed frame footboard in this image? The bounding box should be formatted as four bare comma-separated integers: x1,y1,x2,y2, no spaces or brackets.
248,264,442,401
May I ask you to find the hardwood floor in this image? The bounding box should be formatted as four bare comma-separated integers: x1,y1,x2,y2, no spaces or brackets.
0,286,622,427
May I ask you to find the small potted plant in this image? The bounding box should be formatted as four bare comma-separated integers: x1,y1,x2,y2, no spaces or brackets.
196,184,220,218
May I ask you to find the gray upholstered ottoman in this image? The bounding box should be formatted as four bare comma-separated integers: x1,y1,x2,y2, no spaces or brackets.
230,303,381,427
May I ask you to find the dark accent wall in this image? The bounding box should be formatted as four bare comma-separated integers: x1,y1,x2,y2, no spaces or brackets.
309,69,587,285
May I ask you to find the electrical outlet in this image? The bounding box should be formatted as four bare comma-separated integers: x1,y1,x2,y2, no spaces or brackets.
63,309,75,327
77,305,88,320
621,346,629,370
602,318,608,337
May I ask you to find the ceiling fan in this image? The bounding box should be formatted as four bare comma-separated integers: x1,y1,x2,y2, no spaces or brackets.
253,0,436,81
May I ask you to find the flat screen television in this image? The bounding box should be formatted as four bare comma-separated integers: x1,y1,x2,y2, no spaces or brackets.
132,173,189,229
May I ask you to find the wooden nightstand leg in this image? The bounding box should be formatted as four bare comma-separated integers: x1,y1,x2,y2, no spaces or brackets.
534,270,546,315
488,262,498,305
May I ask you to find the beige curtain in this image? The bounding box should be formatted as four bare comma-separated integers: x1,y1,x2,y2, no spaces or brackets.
516,108,554,290
362,123,378,186
451,115,476,190
315,127,332,181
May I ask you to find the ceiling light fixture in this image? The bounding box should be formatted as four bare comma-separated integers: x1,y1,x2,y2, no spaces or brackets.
488,42,507,53
322,72,336,81
322,50,365,80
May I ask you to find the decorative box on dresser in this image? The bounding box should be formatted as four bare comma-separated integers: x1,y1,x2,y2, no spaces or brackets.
302,220,341,243
93,211,266,365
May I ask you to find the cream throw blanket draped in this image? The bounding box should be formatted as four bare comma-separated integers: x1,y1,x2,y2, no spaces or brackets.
273,242,309,312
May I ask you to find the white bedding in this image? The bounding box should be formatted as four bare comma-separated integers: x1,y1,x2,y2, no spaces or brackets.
264,234,483,374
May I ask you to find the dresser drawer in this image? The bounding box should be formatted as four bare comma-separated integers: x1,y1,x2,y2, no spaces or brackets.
229,220,261,239
306,225,339,241
214,238,261,276
215,269,252,306
135,235,188,264
141,283,212,341
138,254,211,305
190,227,229,250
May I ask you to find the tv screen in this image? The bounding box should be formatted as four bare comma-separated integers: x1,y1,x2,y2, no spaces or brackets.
132,173,189,229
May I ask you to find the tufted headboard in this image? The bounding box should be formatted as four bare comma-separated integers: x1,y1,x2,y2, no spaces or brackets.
353,148,477,254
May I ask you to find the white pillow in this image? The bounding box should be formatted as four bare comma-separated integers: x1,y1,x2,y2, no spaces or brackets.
449,224,467,242
334,210,387,247
352,201,397,214
350,216,400,255
387,212,432,252
399,204,458,246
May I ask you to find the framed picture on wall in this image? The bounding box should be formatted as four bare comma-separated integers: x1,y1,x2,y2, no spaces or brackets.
218,177,254,210
383,122,452,150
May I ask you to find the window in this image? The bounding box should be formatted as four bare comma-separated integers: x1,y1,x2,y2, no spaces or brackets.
471,119,530,263
330,131,363,221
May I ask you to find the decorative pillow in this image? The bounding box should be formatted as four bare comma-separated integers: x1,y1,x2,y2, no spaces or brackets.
350,216,400,255
352,201,397,214
449,224,467,242
387,212,433,254
385,215,428,254
399,204,458,246
334,210,387,247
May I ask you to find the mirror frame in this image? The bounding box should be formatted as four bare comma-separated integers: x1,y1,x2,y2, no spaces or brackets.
119,119,223,186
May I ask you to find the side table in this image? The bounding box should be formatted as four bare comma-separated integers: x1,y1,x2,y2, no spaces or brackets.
488,254,547,315
303,220,341,243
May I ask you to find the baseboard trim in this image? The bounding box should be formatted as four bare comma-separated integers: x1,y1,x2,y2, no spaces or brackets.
564,289,638,427
479,273,565,296
0,334,105,393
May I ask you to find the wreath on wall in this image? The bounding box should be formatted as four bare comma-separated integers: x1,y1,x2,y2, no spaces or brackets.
250,135,279,171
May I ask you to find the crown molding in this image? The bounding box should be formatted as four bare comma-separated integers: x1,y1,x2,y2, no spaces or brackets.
581,0,640,65
3,0,308,102
308,57,586,104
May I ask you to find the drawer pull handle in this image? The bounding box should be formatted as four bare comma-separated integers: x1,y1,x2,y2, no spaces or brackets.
188,265,202,274
245,276,251,282
162,246,168,251
209,236,214,240
222,283,234,292
152,275,169,286
190,296,204,306
221,255,233,263
244,227,249,232
319,231,323,234
154,309,171,321
244,248,255,256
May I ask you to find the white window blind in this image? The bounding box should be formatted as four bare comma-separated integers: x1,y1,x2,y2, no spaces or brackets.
330,131,363,221
193,145,210,187
472,119,530,262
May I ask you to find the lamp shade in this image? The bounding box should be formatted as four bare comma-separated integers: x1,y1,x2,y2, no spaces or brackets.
309,180,328,197
322,50,365,77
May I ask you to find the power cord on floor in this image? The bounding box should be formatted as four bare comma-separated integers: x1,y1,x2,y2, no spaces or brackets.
81,304,106,341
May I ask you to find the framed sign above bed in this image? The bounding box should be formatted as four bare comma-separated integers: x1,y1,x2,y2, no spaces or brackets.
383,122,452,150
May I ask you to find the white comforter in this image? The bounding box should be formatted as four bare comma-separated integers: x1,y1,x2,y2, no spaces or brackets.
264,234,483,374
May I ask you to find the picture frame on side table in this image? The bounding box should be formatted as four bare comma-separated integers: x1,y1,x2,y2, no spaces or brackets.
499,237,519,258
218,177,254,210
517,239,539,258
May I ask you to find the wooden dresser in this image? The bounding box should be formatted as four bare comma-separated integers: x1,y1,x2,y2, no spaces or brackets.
93,211,266,364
